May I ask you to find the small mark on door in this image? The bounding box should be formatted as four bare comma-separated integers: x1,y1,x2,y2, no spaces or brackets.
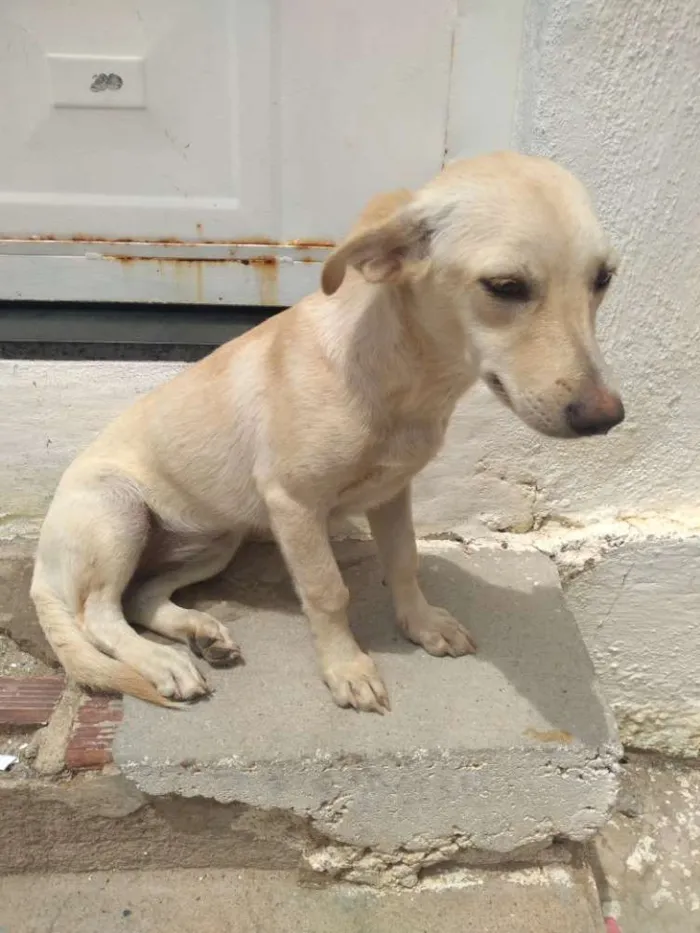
90,73,123,93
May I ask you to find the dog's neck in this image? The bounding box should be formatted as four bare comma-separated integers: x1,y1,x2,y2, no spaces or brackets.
318,270,479,421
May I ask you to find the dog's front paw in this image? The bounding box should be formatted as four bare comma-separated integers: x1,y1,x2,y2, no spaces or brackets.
324,653,390,713
399,606,476,657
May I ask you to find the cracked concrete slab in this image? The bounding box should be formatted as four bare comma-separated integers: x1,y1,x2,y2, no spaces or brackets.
115,539,620,874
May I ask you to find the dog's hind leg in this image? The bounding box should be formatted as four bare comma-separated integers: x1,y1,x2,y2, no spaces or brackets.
35,475,210,702
125,533,243,668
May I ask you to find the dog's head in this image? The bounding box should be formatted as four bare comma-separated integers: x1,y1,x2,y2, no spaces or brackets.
322,152,624,439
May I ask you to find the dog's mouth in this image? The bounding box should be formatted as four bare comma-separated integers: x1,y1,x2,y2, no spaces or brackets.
484,372,512,408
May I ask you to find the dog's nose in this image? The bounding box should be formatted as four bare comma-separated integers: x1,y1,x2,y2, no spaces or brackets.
565,392,625,436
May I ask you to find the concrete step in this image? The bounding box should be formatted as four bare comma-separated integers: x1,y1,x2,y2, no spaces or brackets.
114,539,621,885
0,865,607,933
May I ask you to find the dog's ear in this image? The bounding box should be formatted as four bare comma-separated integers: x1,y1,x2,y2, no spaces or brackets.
321,198,432,296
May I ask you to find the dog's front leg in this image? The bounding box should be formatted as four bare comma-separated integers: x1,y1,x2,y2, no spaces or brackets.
367,486,476,657
264,486,390,713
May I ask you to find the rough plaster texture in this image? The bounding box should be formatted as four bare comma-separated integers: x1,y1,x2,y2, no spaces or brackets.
593,755,700,932
115,540,620,884
513,0,700,518
0,864,606,933
0,360,184,541
547,518,700,757
0,539,57,666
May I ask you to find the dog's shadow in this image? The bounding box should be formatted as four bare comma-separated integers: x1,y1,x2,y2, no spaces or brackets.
179,539,610,744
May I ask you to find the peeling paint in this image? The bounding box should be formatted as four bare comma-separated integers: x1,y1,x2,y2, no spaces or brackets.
498,510,700,584
102,254,283,306
626,836,657,874
303,838,574,890
615,704,700,759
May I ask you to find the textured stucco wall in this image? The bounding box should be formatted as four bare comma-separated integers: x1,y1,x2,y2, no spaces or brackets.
505,0,700,755
522,515,700,756
567,533,700,758
508,0,700,517
0,361,184,540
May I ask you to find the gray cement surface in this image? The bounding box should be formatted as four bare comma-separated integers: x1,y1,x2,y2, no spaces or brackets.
0,544,58,668
115,540,620,863
0,865,605,933
0,634,50,677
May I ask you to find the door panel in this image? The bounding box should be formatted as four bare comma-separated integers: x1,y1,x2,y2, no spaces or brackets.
275,0,455,241
0,0,275,241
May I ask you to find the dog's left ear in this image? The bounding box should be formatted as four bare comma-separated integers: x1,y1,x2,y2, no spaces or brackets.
321,205,432,296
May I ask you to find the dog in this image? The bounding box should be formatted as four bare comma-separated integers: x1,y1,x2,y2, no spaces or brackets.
30,152,624,713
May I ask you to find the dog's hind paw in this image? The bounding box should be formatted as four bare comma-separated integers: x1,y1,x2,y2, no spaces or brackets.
399,605,476,658
189,629,243,668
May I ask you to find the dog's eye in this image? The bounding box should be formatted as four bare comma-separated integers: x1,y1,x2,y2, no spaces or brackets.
593,266,614,292
480,277,531,302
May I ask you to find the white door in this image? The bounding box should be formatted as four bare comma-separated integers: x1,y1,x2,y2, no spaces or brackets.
0,0,525,306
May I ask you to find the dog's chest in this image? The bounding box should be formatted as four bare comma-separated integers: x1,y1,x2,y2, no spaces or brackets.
334,417,448,512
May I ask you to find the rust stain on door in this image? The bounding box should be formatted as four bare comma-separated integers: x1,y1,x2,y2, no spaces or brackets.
107,254,282,305
250,257,278,305
11,234,335,248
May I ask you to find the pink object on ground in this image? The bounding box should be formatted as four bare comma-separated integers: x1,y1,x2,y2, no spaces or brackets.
605,919,622,933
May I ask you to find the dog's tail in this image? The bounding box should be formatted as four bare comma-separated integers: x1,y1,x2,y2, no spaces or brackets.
32,587,180,709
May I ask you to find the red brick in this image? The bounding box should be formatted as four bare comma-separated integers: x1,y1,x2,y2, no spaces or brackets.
65,746,113,770
0,676,65,727
76,706,123,724
79,694,112,710
64,694,123,770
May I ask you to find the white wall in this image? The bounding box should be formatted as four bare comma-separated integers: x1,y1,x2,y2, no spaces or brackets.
0,360,183,540
565,527,700,758
510,0,700,520
508,0,700,755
